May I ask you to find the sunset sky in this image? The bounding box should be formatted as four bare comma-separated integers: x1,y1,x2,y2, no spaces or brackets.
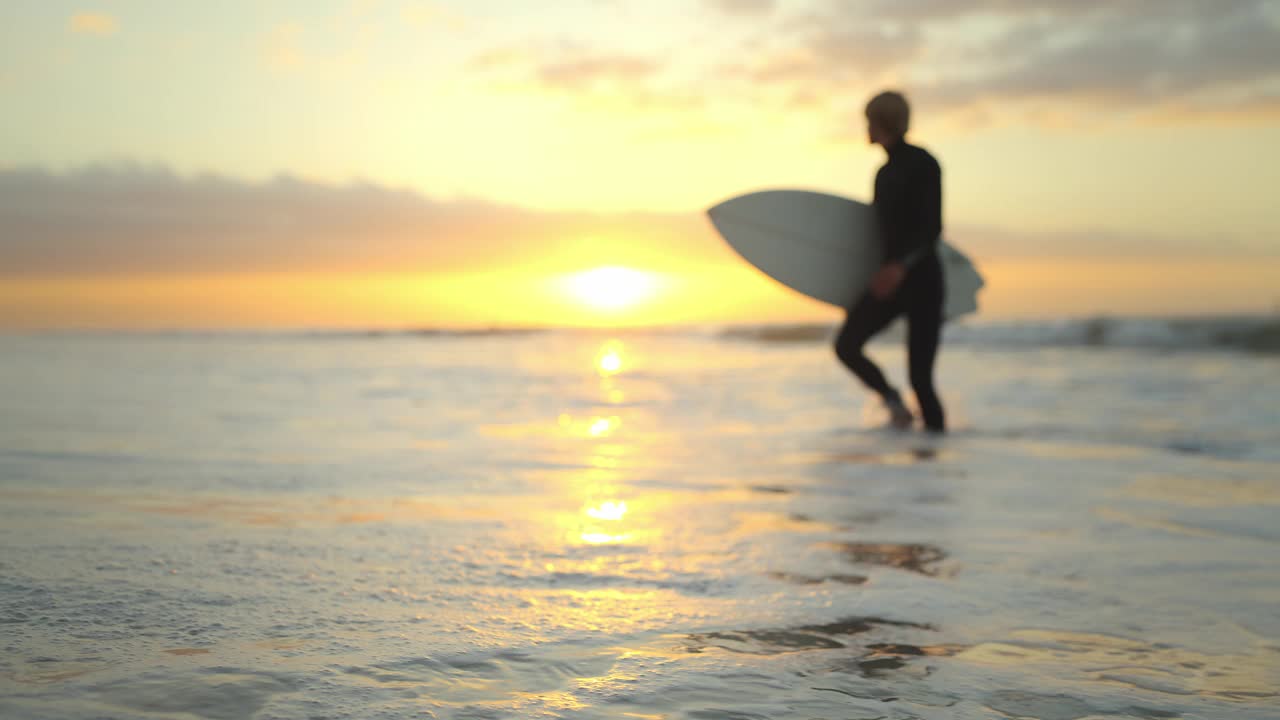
2,0,1278,329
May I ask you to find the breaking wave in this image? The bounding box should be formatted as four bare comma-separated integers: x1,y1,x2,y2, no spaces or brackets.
719,316,1280,354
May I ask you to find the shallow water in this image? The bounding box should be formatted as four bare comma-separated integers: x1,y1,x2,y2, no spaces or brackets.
1,330,1278,719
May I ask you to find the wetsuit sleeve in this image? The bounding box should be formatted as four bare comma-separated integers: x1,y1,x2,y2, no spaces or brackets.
876,151,942,265
893,155,942,264
872,165,904,262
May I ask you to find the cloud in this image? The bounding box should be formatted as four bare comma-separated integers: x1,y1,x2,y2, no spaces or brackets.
918,1,1280,111
848,0,1116,23
779,0,1280,125
2,165,1271,286
949,223,1279,262
468,0,1279,130
705,0,776,16
470,41,702,111
258,9,382,76
69,12,118,36
722,23,922,91
0,165,727,278
535,52,662,93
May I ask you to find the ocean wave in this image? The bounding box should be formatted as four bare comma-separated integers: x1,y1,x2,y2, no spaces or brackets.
718,316,1280,354
17,317,1278,353
302,327,551,340
719,324,834,343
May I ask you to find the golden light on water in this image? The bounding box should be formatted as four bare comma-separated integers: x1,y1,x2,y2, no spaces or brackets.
588,417,619,437
598,351,623,375
595,340,627,376
585,500,628,521
549,339,645,546
579,532,632,545
557,414,622,438
580,500,631,544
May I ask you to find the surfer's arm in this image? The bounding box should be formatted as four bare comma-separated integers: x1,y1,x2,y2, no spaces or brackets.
888,155,942,266
869,166,908,298
872,166,907,262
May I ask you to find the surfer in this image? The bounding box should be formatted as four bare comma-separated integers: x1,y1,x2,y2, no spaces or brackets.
834,91,946,432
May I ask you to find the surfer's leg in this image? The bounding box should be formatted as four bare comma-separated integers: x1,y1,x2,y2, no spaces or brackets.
834,294,903,402
906,260,946,432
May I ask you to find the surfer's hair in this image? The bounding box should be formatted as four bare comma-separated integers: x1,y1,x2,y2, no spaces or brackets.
865,91,910,139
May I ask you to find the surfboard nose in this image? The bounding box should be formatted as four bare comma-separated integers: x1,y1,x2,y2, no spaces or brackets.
707,190,788,220
706,193,750,220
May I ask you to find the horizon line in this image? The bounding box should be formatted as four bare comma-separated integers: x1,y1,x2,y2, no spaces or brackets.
3,310,1278,337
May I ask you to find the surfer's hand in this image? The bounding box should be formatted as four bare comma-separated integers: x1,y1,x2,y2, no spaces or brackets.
870,262,905,299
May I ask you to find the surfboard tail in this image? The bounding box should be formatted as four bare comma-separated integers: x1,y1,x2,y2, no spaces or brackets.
940,241,984,320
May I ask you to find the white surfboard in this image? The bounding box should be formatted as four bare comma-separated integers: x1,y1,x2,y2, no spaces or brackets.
706,189,984,319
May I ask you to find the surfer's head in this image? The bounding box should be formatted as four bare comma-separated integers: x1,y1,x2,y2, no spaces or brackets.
865,91,909,146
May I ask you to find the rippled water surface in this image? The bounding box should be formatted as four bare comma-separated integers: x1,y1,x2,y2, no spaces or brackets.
1,330,1278,719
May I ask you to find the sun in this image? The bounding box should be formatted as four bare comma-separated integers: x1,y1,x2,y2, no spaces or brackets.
562,266,658,312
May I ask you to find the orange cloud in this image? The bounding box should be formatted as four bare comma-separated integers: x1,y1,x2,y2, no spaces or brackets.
4,164,1276,329
3,164,1274,281
0,165,732,278
470,42,703,112
69,12,118,36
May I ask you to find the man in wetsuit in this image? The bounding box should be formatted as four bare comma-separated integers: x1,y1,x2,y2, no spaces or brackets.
834,90,946,432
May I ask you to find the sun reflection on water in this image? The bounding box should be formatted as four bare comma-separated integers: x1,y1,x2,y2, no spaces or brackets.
549,340,650,546
556,414,622,438
588,417,619,437
579,531,632,545
585,500,628,521
579,498,631,544
596,341,625,376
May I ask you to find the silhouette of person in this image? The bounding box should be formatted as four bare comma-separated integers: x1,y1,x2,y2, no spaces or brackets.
834,91,946,432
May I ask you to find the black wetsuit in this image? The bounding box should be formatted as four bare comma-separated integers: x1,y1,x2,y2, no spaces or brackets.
834,140,946,431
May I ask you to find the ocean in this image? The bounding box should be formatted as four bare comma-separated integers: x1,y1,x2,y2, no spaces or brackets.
2,316,1278,719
